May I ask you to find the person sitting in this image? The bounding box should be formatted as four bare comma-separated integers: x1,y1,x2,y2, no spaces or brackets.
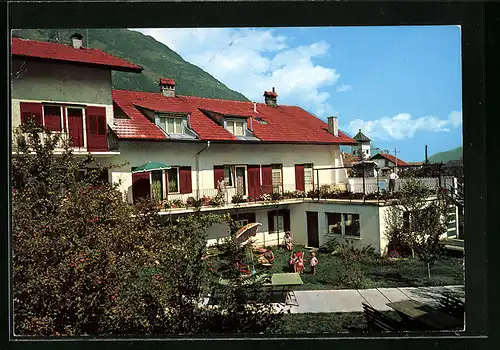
283,231,293,251
258,250,274,266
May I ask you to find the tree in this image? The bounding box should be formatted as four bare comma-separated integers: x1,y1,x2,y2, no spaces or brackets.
206,219,285,334
384,177,452,278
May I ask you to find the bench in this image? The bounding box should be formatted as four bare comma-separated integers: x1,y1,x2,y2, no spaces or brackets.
362,303,402,332
437,293,464,320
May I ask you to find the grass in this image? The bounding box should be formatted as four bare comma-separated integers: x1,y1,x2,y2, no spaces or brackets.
253,245,464,290
279,311,402,334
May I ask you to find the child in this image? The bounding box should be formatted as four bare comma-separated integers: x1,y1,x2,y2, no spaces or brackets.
296,253,304,274
289,252,297,272
310,252,319,276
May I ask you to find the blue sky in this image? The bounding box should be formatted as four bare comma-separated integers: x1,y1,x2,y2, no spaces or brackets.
136,26,462,162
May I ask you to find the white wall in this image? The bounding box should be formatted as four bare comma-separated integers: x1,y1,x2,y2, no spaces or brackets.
201,201,387,254
111,141,346,203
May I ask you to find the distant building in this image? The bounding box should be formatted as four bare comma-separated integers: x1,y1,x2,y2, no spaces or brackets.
370,152,410,174
352,129,372,160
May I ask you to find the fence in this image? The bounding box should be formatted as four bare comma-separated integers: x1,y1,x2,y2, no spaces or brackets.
15,129,109,152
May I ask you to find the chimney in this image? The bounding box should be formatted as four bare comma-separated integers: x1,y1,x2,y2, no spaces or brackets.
328,116,339,137
70,33,84,49
159,78,176,97
253,102,258,113
264,87,278,107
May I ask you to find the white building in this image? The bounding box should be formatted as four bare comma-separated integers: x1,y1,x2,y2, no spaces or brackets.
352,129,372,160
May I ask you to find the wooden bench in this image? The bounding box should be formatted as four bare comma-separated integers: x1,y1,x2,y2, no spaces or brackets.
437,293,464,320
362,303,402,332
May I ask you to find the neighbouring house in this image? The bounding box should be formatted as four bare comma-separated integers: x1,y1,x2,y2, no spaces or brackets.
10,36,459,255
11,35,143,170
352,129,372,160
370,152,410,175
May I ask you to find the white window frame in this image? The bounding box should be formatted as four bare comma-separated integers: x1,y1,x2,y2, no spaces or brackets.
234,165,247,196
150,169,165,201
65,106,87,148
163,117,185,135
225,119,246,136
271,164,283,192
272,212,285,234
167,166,180,194
42,104,64,132
223,165,235,188
326,212,361,238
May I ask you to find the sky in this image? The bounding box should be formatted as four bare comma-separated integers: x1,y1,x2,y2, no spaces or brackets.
134,26,462,162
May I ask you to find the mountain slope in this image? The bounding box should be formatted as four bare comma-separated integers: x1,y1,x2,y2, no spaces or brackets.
427,146,463,163
11,28,249,102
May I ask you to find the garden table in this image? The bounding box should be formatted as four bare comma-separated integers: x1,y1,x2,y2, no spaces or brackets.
387,299,462,330
270,273,303,306
217,273,303,306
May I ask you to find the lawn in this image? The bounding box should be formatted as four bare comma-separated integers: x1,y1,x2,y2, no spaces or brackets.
253,245,464,290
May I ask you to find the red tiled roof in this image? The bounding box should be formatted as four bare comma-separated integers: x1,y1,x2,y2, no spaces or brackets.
111,89,357,144
371,153,410,167
264,91,278,97
11,38,143,73
160,78,175,86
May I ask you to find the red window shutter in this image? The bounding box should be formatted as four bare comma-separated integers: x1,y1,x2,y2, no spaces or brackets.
261,165,273,194
43,106,62,131
214,166,225,189
85,106,108,151
268,210,275,233
179,167,192,194
283,210,291,232
132,171,151,203
20,102,43,126
295,164,305,191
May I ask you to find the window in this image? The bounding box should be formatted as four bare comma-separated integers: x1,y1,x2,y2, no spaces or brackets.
164,117,184,134
268,209,290,234
326,213,360,237
238,219,249,227
272,165,282,192
274,214,284,233
327,213,342,235
304,164,313,191
224,166,234,187
75,168,87,182
151,170,164,201
226,120,245,136
167,167,179,193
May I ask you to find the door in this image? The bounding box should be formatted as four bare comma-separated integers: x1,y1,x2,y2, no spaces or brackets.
132,171,151,203
306,211,319,248
66,108,84,148
235,166,246,195
247,165,261,200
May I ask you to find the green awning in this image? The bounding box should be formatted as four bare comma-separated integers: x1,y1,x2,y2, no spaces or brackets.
132,161,171,173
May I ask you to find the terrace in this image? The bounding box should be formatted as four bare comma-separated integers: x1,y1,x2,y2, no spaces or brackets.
153,163,463,213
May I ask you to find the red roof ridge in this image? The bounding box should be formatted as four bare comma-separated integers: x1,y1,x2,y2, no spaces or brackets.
12,37,143,72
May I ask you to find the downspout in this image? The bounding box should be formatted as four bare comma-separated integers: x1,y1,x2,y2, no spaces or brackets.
195,141,211,200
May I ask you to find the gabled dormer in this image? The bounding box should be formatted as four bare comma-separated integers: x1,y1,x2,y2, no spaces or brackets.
200,109,260,141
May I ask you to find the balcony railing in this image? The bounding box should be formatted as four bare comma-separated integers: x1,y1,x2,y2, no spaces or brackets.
153,163,462,210
15,129,109,152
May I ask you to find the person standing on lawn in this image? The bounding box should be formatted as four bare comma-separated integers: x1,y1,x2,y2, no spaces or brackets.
310,252,318,276
289,252,297,272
